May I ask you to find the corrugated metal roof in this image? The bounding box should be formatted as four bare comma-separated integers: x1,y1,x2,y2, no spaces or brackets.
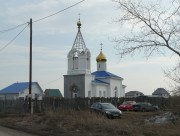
91,71,121,78
0,82,37,94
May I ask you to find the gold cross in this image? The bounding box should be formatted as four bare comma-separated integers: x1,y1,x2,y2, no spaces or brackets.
78,13,81,20
100,43,103,51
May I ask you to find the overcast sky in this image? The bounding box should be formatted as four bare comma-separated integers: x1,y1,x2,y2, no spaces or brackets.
0,0,178,95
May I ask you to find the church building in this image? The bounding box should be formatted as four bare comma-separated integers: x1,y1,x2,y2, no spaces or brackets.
64,19,126,98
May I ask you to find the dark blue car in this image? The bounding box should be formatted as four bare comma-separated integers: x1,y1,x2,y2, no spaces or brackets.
133,102,159,112
90,102,122,119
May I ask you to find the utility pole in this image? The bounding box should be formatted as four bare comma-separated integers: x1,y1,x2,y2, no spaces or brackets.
29,18,33,114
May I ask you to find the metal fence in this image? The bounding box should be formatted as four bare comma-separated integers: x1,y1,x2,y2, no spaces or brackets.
0,96,172,114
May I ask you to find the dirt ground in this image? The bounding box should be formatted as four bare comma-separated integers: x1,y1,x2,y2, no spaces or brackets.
0,110,179,136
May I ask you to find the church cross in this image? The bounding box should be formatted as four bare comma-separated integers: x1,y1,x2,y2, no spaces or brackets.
100,43,103,51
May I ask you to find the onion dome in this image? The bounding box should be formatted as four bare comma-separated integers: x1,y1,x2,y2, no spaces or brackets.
96,50,107,62
77,19,81,28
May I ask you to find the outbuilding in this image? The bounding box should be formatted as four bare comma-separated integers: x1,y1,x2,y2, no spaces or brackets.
0,82,43,100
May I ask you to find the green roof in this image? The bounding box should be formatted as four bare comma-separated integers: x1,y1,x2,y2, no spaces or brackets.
45,89,63,97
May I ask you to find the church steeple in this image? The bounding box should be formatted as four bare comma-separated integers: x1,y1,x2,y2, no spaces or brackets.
72,16,86,52
77,17,81,29
67,17,91,75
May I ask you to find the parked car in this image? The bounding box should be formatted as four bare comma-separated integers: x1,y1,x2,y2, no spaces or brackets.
90,102,122,119
133,102,159,112
118,101,136,111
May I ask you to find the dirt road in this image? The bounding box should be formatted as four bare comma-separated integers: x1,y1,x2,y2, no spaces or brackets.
0,126,38,136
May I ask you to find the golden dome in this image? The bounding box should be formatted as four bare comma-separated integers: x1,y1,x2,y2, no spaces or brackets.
96,50,107,62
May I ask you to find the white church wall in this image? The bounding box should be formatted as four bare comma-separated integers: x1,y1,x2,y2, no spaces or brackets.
86,52,91,70
95,78,111,97
97,62,107,71
91,85,96,97
84,74,93,97
78,55,86,71
67,51,74,74
109,78,124,98
94,85,108,97
122,85,126,97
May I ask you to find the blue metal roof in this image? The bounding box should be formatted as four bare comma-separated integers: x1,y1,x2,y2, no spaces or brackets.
91,71,120,78
92,79,109,84
0,82,37,94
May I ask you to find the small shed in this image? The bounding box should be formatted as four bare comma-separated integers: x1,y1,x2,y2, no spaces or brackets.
125,91,144,98
44,89,63,97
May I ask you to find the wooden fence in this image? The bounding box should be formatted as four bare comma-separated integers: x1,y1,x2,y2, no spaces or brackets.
0,97,171,114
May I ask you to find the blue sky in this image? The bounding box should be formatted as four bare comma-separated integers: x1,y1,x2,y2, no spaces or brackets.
0,0,178,95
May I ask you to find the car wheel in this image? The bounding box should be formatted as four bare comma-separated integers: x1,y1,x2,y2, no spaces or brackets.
107,115,112,119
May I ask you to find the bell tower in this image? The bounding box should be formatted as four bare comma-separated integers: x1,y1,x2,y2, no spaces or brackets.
64,18,93,98
67,18,91,75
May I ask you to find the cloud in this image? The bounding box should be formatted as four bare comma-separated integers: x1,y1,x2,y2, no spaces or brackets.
0,0,178,95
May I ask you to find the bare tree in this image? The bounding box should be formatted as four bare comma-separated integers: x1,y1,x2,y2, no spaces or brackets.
113,0,180,58
164,63,180,95
113,0,180,94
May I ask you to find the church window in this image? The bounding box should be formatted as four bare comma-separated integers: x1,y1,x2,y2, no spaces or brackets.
73,52,78,69
88,91,91,98
103,91,106,97
99,91,102,97
114,87,118,97
72,86,79,98
115,91,117,97
73,52,78,58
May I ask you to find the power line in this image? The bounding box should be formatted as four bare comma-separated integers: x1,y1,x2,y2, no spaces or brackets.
0,24,29,52
0,0,86,33
0,0,86,52
42,77,61,87
0,22,28,34
33,0,86,23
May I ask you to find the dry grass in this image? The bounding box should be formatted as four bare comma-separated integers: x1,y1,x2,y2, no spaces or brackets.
0,110,179,136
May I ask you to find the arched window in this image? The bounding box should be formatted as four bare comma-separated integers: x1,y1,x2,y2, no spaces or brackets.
73,52,78,69
103,91,106,97
73,52,78,58
99,91,102,97
114,87,118,97
88,91,91,98
71,85,79,98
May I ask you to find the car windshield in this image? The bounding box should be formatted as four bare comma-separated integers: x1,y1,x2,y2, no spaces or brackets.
101,103,116,109
133,104,140,107
122,101,135,105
